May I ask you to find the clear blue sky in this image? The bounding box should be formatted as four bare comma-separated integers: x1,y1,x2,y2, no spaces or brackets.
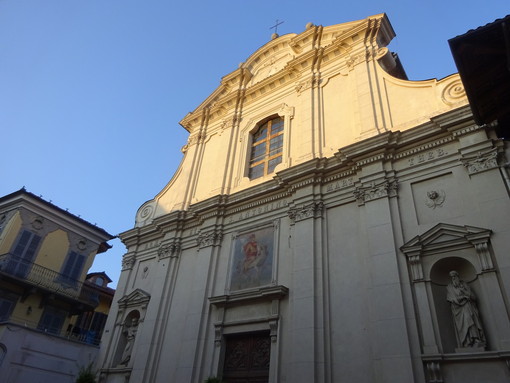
1,1,508,287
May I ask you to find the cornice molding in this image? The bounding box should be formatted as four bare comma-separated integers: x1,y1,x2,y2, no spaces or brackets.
209,285,289,307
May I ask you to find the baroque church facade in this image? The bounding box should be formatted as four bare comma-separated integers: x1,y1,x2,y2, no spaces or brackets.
97,14,510,383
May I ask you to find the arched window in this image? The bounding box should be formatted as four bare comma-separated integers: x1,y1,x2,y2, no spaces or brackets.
249,116,284,180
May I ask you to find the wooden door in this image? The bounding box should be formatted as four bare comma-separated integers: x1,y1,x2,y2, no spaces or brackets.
222,331,271,383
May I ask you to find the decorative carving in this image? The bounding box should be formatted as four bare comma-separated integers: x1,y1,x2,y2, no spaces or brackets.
269,319,279,343
31,216,44,230
251,53,292,84
288,201,324,223
460,148,498,175
346,52,365,70
354,179,398,206
77,239,87,250
218,118,231,136
425,361,443,383
158,241,181,259
122,253,136,270
197,230,223,248
138,203,154,221
473,241,494,271
214,325,223,347
295,76,322,95
441,79,465,105
407,251,424,281
187,132,207,147
447,271,486,350
277,103,294,119
425,190,446,209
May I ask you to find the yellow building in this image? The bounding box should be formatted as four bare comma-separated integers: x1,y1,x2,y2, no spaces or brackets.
0,188,114,382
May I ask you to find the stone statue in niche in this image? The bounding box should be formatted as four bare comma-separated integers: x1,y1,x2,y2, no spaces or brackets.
120,318,138,365
446,270,486,349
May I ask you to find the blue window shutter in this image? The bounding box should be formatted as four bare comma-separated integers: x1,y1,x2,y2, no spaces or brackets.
12,230,41,260
62,251,86,281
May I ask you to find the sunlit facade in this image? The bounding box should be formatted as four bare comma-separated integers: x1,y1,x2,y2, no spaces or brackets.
98,14,510,383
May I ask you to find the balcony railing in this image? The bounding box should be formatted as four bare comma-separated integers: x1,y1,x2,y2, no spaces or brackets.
0,314,101,346
0,253,99,308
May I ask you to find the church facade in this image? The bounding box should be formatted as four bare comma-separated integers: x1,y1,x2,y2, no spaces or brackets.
97,14,510,383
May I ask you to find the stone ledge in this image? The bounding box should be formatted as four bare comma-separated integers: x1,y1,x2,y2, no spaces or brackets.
209,285,289,307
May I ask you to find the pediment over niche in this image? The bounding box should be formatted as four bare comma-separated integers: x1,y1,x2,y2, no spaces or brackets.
401,223,491,256
118,288,151,309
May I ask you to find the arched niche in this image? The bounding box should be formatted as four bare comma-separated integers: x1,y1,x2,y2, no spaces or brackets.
429,257,480,353
111,289,150,368
114,310,141,367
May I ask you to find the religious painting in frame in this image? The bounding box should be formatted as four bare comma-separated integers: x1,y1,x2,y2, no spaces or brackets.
229,224,276,292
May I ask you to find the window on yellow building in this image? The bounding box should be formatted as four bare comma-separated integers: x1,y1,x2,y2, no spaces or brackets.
248,116,283,180
9,230,41,278
60,251,85,285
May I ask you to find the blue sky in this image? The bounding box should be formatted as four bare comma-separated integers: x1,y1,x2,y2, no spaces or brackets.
1,1,508,287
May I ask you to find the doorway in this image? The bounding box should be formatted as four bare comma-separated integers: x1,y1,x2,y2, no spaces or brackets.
222,331,271,383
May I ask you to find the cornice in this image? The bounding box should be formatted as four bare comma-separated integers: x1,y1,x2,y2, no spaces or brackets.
393,136,455,161
227,179,283,204
209,285,289,307
243,34,296,70
0,190,114,243
119,209,188,246
180,68,251,131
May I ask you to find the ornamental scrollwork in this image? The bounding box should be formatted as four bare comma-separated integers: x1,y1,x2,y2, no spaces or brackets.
158,241,181,260
196,230,223,248
288,201,324,224
441,79,465,105
460,148,498,175
122,253,136,270
354,179,398,206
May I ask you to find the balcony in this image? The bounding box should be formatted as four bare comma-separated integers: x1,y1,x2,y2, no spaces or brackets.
0,253,99,310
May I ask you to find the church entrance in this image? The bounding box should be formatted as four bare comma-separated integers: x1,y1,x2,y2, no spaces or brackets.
222,331,271,383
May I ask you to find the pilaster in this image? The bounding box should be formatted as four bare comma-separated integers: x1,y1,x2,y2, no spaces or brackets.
287,200,329,382
355,171,416,382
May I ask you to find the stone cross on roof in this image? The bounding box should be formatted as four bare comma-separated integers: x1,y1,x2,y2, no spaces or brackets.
270,19,284,38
